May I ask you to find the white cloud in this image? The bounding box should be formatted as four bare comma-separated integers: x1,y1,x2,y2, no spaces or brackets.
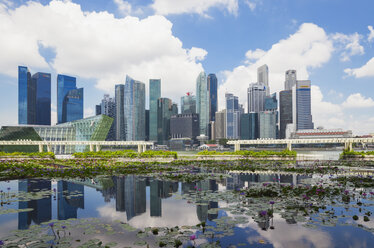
219,23,333,110
311,85,344,129
244,0,256,11
245,48,266,62
113,0,132,16
344,57,374,78
342,93,374,108
368,25,374,42
331,32,364,62
0,0,206,105
151,0,239,17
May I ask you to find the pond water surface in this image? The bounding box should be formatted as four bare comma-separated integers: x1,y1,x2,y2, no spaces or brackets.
1,169,374,248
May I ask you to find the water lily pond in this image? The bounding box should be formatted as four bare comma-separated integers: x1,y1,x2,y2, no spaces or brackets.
1,161,374,247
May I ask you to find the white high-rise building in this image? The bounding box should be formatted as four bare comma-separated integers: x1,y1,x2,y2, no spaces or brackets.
257,64,269,96
285,70,297,90
196,72,209,136
247,82,266,113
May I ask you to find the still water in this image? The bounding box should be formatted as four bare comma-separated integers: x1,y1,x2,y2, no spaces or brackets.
0,173,374,247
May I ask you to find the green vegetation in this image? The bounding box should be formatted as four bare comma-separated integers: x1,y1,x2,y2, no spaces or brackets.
340,149,374,159
73,150,177,159
197,149,296,158
0,151,55,159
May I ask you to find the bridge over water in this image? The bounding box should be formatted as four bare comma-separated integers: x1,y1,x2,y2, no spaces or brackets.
227,138,374,152
0,140,154,153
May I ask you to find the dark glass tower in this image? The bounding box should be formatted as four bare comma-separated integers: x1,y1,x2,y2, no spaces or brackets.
279,90,292,139
57,75,83,124
115,84,125,140
18,66,51,125
207,74,217,122
149,79,161,141
32,73,51,125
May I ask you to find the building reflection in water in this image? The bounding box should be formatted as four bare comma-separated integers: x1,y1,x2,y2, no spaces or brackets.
18,179,52,230
16,173,310,230
57,181,84,220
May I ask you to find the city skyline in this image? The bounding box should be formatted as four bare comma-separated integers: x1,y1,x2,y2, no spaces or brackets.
0,0,374,135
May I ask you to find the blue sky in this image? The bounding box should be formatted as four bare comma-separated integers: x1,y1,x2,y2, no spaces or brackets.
0,0,373,134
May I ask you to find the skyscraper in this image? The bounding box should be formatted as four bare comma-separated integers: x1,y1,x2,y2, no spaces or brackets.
257,65,269,96
285,70,297,91
259,111,277,138
157,98,173,144
100,94,116,140
181,93,196,114
115,84,125,140
247,82,266,113
124,75,145,141
215,109,226,140
18,66,51,125
33,73,51,125
293,80,314,130
196,72,209,136
225,93,240,139
57,75,83,124
207,74,218,122
279,90,292,139
149,79,161,141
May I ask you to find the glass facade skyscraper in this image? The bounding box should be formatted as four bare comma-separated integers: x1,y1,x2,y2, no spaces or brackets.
247,82,266,113
149,79,161,141
259,111,277,138
257,65,269,96
207,74,217,122
157,98,173,144
181,93,196,114
293,80,314,130
279,90,292,139
196,72,209,136
57,75,83,124
18,66,31,125
124,75,145,141
18,66,51,125
225,93,240,139
115,84,125,140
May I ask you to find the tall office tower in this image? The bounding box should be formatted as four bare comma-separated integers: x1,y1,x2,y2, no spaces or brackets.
150,180,162,217
157,98,173,144
172,103,178,116
181,93,196,114
100,94,116,140
57,75,83,124
240,113,259,140
115,84,125,140
32,73,51,125
196,72,209,136
285,70,297,91
95,105,101,115
279,90,292,139
225,93,240,139
259,111,277,138
124,75,146,141
18,66,51,125
18,66,32,124
207,74,218,122
145,110,149,141
257,64,269,96
214,109,226,140
293,80,314,130
149,79,161,141
247,82,266,113
265,93,277,111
